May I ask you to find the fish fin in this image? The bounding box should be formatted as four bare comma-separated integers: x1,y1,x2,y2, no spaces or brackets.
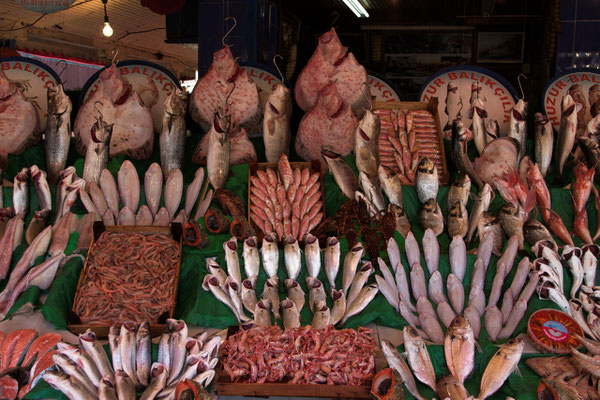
474,340,482,353
522,184,537,216
513,364,523,377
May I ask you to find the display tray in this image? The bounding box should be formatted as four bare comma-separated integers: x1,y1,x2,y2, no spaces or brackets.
247,160,326,244
215,326,378,398
374,97,449,185
68,222,183,338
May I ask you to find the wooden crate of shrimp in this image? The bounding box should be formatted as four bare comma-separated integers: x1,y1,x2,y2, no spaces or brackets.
375,97,449,185
247,156,326,243
69,223,183,338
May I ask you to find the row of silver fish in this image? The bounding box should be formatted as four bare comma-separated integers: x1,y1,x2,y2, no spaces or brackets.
381,318,523,400
45,321,216,400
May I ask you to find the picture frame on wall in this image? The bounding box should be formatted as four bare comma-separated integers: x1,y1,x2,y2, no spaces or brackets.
477,32,524,63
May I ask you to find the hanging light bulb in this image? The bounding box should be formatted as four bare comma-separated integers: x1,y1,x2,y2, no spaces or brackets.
102,0,113,37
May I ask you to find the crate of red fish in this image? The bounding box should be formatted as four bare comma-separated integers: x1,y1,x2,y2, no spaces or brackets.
216,325,376,398
374,97,449,185
69,223,183,338
248,156,325,243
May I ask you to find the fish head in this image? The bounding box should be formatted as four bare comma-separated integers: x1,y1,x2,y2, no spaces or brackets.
448,314,471,333
281,299,295,309
151,363,167,378
242,276,257,290
561,94,577,115
213,108,232,136
79,328,97,343
244,236,257,248
266,276,279,288
501,337,524,354
326,236,339,247
284,278,298,290
402,325,422,343
91,115,114,143
357,110,380,141
331,289,344,301
447,82,458,94
318,27,348,65
123,320,137,333
535,112,549,125
512,99,527,120
448,201,465,218
165,88,188,116
417,157,435,175
267,83,291,116
422,199,439,214
225,276,240,292
212,46,238,81
305,234,318,245
257,299,271,310
47,84,71,115
224,238,238,252
499,202,519,218
479,211,498,227
583,244,600,257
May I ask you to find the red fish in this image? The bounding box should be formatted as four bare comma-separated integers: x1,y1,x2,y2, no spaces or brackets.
527,161,552,222
21,332,61,367
1,329,37,369
544,208,575,246
574,212,594,244
0,376,18,400
573,162,595,214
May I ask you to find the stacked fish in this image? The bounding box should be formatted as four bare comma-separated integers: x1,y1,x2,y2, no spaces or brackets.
380,318,524,400
375,108,445,184
0,330,61,399
534,242,600,340
77,162,210,227
202,234,379,328
376,231,539,343
248,154,323,241
45,321,217,399
221,325,376,384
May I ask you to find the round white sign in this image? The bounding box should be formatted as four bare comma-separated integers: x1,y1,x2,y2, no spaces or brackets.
368,74,400,103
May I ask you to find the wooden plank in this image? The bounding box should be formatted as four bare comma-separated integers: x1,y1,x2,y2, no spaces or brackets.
216,382,371,398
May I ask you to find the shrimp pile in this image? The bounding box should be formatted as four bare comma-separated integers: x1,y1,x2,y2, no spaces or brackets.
74,231,179,324
222,325,376,385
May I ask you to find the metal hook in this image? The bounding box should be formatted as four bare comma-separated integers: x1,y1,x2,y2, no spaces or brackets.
225,82,236,105
111,49,119,65
55,59,68,86
331,11,339,27
517,73,527,99
222,16,237,47
273,54,284,82
93,100,104,118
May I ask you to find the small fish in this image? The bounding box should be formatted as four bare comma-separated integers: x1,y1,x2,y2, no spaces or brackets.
79,328,114,381
263,83,292,163
242,236,260,278
470,97,488,154
160,88,188,177
557,95,580,178
117,160,140,213
119,322,140,387
330,289,346,326
447,273,464,314
355,109,380,179
508,99,528,161
447,201,468,239
225,277,251,322
203,274,243,322
498,202,525,251
284,236,301,280
342,242,364,296
82,115,113,185
534,113,553,177
281,298,301,329
136,322,151,386
223,237,241,285
449,236,467,280
241,276,258,314
389,204,411,237
436,375,470,400
444,82,463,131
403,326,437,390
380,339,425,400
485,306,503,342
478,212,504,256
477,338,524,400
115,370,135,400
52,353,97,395
452,120,484,189
422,228,439,274
311,300,331,329
415,157,438,204
144,163,163,217
444,315,475,383
254,299,272,326
13,168,29,217
108,326,121,372
359,171,385,212
284,279,305,312
43,370,96,400
260,233,279,278
524,218,557,251
306,277,326,312
140,363,168,400
428,271,448,305
322,148,359,199
436,301,457,328
378,165,403,207
467,183,493,242
347,262,374,307
304,234,321,278
447,173,471,211
263,276,280,320
319,237,340,289
341,283,378,324
418,199,444,235
206,108,231,190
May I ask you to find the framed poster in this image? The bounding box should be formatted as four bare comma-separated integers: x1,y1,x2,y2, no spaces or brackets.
477,32,524,63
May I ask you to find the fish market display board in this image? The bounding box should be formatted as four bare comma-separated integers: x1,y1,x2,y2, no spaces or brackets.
0,138,594,400
419,65,518,139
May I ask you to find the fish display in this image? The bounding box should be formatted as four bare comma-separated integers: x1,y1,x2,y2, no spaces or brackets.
74,64,153,159
248,154,323,241
44,84,72,184
222,325,375,384
74,231,179,324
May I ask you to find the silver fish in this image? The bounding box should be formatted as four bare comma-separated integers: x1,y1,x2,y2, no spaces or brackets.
403,326,437,388
322,148,359,199
306,276,326,312
115,370,136,400
119,322,140,387
447,173,471,210
508,99,527,161
380,339,426,400
184,167,204,217
99,375,118,400
205,258,227,286
467,183,492,242
284,236,301,280
140,363,168,400
281,298,301,329
418,199,444,236
79,328,114,381
263,83,292,163
13,168,29,216
157,331,171,372
207,108,231,190
263,276,280,320
166,319,188,385
563,246,583,298
30,165,52,211
342,242,364,296
223,237,241,285
311,300,331,329
45,84,72,184
304,234,321,278
241,276,258,314
582,245,598,288
470,97,488,154
254,299,272,326
415,158,438,204
260,232,279,278
534,113,553,177
225,277,251,322
444,82,463,131
44,370,96,400
144,162,163,217
342,283,378,324
359,171,385,212
284,278,305,312
108,325,121,372
83,115,113,184
52,353,97,395
354,109,380,179
422,228,440,274
242,236,260,278
202,274,242,322
347,262,374,307
330,289,346,325
557,95,580,177
378,165,403,207
160,88,188,177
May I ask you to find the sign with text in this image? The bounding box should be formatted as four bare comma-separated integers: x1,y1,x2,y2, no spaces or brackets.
16,0,75,13
368,74,401,103
419,66,517,138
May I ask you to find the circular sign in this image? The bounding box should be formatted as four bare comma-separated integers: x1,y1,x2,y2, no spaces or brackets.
419,65,518,139
80,61,181,132
542,68,600,129
528,308,582,354
0,56,61,131
15,0,76,13
368,72,401,103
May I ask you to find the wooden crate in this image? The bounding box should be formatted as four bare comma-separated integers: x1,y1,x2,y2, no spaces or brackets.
247,160,326,244
374,97,449,185
215,326,377,398
68,222,183,338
